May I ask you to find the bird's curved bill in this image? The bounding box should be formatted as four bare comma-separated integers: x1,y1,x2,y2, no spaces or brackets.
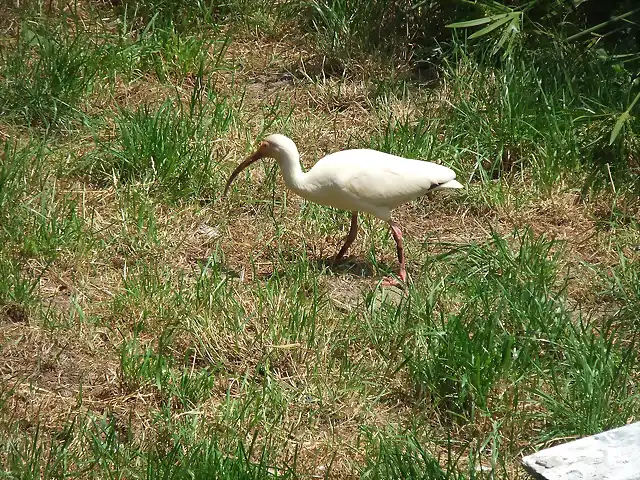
222,149,264,197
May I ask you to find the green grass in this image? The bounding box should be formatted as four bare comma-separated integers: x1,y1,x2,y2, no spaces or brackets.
86,83,234,199
0,139,89,320
116,0,233,32
360,429,464,479
605,251,640,326
0,16,101,128
306,0,477,72
101,18,231,83
533,319,639,439
1,1,639,478
0,409,294,479
0,143,87,256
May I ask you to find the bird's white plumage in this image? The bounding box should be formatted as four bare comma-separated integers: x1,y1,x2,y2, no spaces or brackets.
227,134,462,220
299,149,459,220
255,134,462,221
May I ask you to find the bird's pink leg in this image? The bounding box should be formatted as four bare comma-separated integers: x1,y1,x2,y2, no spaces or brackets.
382,221,406,287
334,211,358,262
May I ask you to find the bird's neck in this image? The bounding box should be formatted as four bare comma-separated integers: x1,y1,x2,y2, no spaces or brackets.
276,152,307,194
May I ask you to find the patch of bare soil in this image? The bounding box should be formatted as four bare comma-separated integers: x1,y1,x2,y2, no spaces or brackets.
0,323,125,429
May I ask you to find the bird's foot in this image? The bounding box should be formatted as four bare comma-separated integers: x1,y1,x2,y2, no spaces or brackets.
381,276,405,288
381,268,407,288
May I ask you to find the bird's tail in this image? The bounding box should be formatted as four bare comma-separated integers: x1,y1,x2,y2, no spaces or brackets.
431,180,463,191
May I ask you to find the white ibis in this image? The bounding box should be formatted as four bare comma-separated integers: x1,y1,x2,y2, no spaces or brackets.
223,134,462,286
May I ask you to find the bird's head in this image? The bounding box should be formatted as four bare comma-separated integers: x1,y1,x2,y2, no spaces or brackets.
222,134,299,197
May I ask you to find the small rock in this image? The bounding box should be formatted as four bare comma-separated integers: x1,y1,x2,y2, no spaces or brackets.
197,224,219,240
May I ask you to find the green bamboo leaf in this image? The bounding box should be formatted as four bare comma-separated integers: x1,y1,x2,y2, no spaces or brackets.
568,8,640,41
447,18,493,28
446,14,508,29
499,17,521,56
494,17,516,51
628,91,640,111
487,0,514,11
469,15,513,40
609,111,630,145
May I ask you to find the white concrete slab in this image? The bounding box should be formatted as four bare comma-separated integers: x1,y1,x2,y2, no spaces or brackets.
522,423,640,480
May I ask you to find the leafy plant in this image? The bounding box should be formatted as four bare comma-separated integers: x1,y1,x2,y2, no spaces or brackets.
610,90,640,145
447,6,524,57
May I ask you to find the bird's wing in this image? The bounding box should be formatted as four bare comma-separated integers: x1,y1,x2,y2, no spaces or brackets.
324,150,457,208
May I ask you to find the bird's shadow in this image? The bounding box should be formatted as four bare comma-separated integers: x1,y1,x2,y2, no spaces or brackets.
252,256,380,281
313,256,379,278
